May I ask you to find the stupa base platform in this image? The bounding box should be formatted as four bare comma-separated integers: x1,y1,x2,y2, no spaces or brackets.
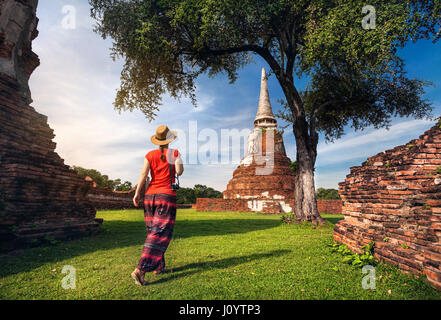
196,198,342,214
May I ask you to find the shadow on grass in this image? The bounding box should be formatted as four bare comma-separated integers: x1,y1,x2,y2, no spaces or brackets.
147,249,291,286
321,215,344,225
173,218,282,238
0,218,281,278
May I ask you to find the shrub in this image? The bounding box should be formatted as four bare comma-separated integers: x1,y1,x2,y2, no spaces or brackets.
281,214,295,225
328,241,378,268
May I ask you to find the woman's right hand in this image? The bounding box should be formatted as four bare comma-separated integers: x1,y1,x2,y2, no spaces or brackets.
133,193,140,207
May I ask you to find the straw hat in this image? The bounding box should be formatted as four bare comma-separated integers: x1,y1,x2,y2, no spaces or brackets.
151,125,178,146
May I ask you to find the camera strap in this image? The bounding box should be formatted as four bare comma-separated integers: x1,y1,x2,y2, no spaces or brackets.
168,148,179,189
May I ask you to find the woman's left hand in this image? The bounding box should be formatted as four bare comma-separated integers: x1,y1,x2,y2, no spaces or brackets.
133,193,140,207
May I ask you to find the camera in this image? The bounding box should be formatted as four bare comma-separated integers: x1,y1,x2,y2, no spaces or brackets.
171,175,180,191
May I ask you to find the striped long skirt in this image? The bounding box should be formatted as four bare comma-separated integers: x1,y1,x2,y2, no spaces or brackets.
137,193,177,273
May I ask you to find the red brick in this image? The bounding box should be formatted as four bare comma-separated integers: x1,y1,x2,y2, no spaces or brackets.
0,2,101,251
334,121,441,291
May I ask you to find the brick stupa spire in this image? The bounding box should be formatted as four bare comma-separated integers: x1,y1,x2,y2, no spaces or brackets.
223,68,296,213
254,68,277,128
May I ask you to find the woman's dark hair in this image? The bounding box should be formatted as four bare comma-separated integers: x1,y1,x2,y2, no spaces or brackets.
159,145,168,162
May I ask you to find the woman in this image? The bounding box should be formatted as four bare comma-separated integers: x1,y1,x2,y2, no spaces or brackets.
132,125,184,286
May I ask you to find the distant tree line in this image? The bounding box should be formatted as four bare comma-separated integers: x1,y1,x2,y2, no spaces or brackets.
177,184,222,204
315,188,341,200
72,166,133,191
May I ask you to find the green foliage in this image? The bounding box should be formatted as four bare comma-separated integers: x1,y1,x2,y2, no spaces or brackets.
401,243,410,249
89,0,438,133
44,236,60,246
383,237,390,243
289,161,297,174
72,166,132,191
436,167,441,174
316,188,341,200
114,180,133,192
281,214,295,225
328,241,378,268
177,184,222,204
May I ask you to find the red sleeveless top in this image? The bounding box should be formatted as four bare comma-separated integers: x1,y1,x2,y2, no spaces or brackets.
145,148,180,196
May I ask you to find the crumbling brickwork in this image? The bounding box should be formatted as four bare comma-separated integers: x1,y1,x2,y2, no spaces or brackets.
223,131,297,213
334,121,441,289
317,199,342,215
84,177,143,210
87,186,135,210
196,198,342,214
0,0,101,251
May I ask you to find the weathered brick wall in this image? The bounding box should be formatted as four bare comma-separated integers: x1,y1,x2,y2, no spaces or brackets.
87,186,136,210
196,198,251,212
334,122,441,289
223,130,297,213
0,0,101,251
196,198,343,214
317,199,343,214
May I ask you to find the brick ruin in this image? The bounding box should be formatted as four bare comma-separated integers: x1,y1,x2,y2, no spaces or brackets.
84,177,142,210
334,121,441,289
196,198,342,214
196,68,298,214
0,0,101,251
84,177,133,210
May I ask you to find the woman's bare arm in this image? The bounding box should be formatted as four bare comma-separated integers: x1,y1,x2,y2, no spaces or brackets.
133,158,150,207
175,155,184,176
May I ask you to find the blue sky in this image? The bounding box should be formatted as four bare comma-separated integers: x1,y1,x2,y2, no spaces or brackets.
29,0,441,191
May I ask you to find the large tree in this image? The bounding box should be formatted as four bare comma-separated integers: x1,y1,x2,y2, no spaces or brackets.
89,0,440,224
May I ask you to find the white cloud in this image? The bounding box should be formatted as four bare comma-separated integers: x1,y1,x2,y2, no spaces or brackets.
317,119,435,164
28,1,252,189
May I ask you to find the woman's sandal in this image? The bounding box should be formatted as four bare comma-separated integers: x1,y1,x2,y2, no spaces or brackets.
131,270,146,286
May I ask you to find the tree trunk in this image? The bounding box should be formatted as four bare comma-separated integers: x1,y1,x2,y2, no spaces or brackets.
269,68,324,225
293,119,326,225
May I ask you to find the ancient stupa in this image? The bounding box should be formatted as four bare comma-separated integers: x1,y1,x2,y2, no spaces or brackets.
223,68,296,213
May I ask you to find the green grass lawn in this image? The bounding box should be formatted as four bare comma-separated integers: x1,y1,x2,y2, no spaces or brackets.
1,209,440,300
